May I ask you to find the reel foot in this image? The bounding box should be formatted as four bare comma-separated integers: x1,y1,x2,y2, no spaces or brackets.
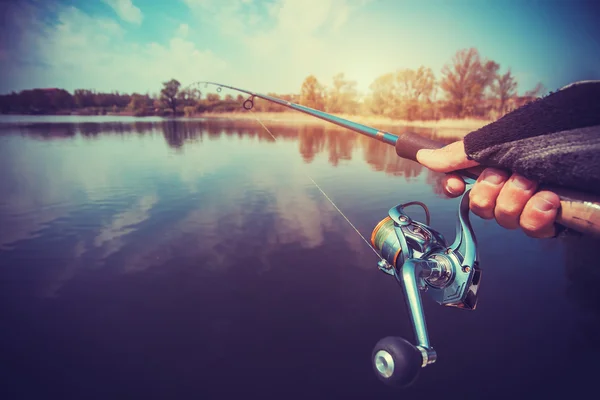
372,336,423,388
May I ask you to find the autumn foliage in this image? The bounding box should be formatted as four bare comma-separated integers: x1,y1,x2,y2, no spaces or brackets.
298,48,545,121
0,48,545,121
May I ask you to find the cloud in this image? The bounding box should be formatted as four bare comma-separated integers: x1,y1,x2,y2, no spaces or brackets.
0,3,229,94
101,0,143,25
94,194,158,250
182,0,213,8
0,0,377,96
184,0,358,42
177,23,189,38
181,0,371,92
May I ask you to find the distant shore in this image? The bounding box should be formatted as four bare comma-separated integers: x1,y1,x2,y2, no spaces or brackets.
1,111,493,137
190,111,492,131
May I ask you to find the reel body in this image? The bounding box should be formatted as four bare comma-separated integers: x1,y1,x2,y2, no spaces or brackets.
370,190,480,388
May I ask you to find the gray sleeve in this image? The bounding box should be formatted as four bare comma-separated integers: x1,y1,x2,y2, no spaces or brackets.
467,125,600,195
463,81,600,195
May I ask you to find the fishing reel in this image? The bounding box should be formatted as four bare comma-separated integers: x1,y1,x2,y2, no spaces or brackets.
370,189,480,388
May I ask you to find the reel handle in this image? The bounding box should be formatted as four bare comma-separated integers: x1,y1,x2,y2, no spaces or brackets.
394,131,600,238
371,258,438,388
372,336,424,388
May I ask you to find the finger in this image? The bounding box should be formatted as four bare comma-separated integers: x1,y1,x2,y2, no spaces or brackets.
441,174,466,198
520,191,561,238
468,168,510,220
416,141,480,173
493,174,538,229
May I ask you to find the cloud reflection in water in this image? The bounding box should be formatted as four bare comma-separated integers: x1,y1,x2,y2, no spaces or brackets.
1,118,456,297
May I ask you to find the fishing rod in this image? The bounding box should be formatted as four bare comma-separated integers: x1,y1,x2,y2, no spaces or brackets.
192,81,600,388
194,81,600,237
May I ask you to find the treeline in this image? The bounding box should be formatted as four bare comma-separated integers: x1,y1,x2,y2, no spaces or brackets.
0,78,303,117
0,48,546,120
0,88,140,116
297,48,546,121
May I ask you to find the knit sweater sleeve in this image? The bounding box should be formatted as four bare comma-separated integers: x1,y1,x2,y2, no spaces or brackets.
463,81,600,195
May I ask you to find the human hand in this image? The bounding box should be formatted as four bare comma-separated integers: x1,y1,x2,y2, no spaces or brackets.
416,141,561,238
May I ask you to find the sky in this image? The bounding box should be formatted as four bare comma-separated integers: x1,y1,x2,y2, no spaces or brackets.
1,0,599,97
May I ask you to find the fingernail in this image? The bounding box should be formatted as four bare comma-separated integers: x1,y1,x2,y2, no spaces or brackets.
511,175,535,190
417,149,434,160
445,183,458,195
532,196,556,212
481,169,505,185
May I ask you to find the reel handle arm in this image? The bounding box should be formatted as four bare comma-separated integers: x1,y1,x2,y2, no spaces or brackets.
394,131,600,237
371,258,439,389
396,258,437,353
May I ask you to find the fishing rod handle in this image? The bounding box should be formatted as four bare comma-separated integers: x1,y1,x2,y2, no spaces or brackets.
395,132,600,237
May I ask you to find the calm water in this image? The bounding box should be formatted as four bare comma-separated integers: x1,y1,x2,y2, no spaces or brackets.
0,116,598,399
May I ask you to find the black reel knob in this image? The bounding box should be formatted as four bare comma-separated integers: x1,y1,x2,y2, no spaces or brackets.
372,336,423,388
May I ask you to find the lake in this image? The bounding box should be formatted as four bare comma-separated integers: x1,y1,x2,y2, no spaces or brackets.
0,116,598,399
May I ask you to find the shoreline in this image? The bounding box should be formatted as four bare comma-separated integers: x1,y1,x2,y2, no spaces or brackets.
196,111,493,131
0,111,493,136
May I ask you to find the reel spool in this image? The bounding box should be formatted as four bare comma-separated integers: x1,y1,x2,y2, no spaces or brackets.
370,190,480,388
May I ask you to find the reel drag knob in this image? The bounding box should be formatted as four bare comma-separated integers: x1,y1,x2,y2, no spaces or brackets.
372,336,423,388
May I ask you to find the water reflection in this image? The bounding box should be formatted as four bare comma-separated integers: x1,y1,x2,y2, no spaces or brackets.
3,118,594,398
2,118,461,182
0,121,392,298
563,235,600,349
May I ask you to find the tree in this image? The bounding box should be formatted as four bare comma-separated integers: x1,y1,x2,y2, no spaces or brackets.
368,72,397,117
482,61,500,90
177,87,201,107
73,89,94,108
410,66,436,102
206,93,220,102
414,66,438,119
326,72,358,114
395,66,437,120
45,89,73,110
439,48,498,117
505,81,547,113
492,69,518,115
525,82,546,98
368,66,437,120
127,93,152,115
160,79,181,115
300,75,326,110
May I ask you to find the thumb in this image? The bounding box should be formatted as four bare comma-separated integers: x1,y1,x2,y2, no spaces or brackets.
416,140,479,172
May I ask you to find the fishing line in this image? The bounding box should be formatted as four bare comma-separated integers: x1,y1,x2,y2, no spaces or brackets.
246,107,384,260
188,81,510,387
